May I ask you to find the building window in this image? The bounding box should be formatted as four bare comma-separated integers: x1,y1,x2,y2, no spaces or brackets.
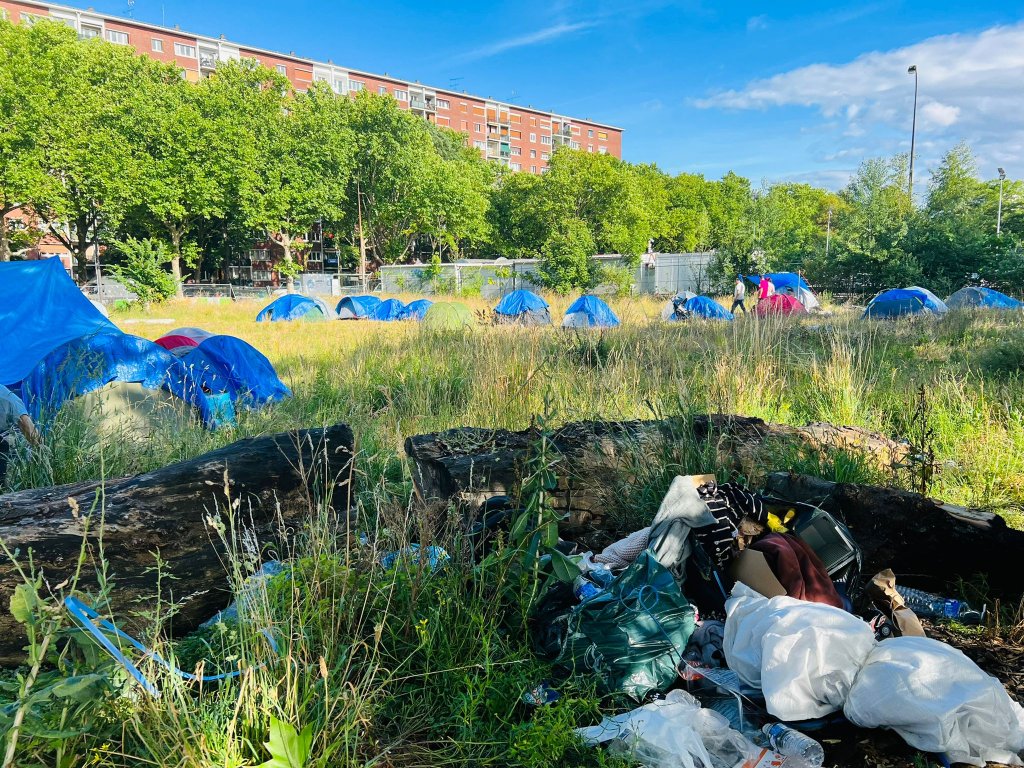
437,98,450,109
460,102,468,112
460,120,468,130
530,149,537,159
348,80,364,91
540,136,552,146
273,64,287,75
21,12,44,26
474,123,482,133
510,163,521,171
570,140,580,149
79,24,102,39
598,147,608,155
531,165,537,173
529,132,536,142
587,145,594,152
393,90,408,101
105,29,129,44
151,38,164,52
598,131,608,140
378,86,388,95
588,129,595,138
572,126,581,135
175,42,197,57
473,140,485,150
511,147,521,156
530,116,537,126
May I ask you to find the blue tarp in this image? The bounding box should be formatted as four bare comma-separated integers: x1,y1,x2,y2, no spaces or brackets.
946,286,1023,310
863,287,949,319
562,295,621,328
371,298,407,321
336,295,382,319
746,272,811,292
0,258,118,386
256,294,333,322
16,332,226,428
402,299,433,321
181,336,291,409
672,295,734,322
494,289,549,316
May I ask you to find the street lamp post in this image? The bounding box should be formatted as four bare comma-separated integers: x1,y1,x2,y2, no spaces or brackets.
997,167,1006,236
907,65,918,198
825,207,832,261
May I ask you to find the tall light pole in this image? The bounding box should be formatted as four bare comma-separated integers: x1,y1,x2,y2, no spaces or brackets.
997,167,1006,236
825,207,833,261
907,65,918,199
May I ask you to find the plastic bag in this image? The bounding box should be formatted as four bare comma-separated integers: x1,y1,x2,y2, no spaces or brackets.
724,582,875,721
576,689,757,768
844,636,1024,767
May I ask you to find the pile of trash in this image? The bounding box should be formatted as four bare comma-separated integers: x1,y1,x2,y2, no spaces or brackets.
509,475,1024,768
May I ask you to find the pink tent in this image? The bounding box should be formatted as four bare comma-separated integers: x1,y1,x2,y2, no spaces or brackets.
755,294,807,316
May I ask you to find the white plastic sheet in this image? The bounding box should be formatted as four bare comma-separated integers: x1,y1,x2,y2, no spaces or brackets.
575,689,757,768
844,637,1024,767
723,583,876,721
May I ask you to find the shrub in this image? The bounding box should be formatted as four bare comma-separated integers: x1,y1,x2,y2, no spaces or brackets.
107,237,178,305
536,219,598,294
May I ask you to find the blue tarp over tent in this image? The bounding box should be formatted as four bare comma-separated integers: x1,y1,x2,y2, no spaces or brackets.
256,294,333,322
402,299,433,321
670,295,734,322
16,332,226,428
336,295,382,319
863,287,949,319
746,272,811,292
494,289,549,316
0,258,118,386
946,286,1023,310
562,295,620,328
181,336,291,409
371,298,407,321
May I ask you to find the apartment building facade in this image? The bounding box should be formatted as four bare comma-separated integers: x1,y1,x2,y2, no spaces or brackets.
0,0,623,174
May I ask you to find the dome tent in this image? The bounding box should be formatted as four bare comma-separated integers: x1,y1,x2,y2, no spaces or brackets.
155,334,200,357
165,327,215,346
371,298,407,321
755,293,807,316
666,295,734,322
660,291,697,321
336,295,382,320
181,336,291,409
747,272,820,311
493,289,551,326
402,299,434,321
422,302,476,330
863,287,949,319
562,295,620,328
946,286,1023,310
256,294,334,322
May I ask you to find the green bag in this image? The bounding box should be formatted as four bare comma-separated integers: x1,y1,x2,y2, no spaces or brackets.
556,551,696,700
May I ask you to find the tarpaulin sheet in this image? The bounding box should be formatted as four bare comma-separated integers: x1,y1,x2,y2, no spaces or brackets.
336,295,382,319
402,299,433,321
0,258,117,386
563,295,621,328
256,294,333,322
181,335,291,408
946,286,1023,310
371,298,407,321
494,289,549,316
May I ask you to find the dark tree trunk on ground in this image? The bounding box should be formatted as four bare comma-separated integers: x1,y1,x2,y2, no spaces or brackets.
405,416,909,539
763,472,1024,599
0,424,354,665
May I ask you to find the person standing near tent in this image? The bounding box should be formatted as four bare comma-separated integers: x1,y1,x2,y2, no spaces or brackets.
0,384,41,483
731,276,747,314
759,275,776,301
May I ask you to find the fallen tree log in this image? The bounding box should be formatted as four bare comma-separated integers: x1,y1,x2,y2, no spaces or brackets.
405,415,908,537
763,472,1024,598
0,424,354,665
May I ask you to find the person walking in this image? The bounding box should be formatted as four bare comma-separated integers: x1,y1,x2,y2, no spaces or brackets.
0,384,41,483
759,275,771,301
731,276,747,314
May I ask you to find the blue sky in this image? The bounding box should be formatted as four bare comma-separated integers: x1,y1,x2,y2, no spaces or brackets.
93,0,1024,188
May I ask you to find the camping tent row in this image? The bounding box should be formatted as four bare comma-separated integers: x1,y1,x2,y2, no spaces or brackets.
257,295,437,323
0,259,289,431
863,285,1024,319
494,290,622,329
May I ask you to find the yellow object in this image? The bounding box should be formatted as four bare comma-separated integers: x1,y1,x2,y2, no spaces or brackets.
766,509,796,533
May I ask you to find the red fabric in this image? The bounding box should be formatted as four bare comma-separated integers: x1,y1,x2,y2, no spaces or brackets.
155,335,199,352
755,294,806,316
759,277,771,300
750,533,844,608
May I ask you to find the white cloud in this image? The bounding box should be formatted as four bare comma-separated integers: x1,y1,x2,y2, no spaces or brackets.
694,22,1024,182
452,21,596,63
747,15,769,32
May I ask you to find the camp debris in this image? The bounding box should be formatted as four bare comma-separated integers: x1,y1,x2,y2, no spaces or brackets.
562,295,620,328
336,295,382,319
422,301,476,330
516,473,1024,767
946,285,1023,310
493,289,551,326
256,294,335,322
755,293,807,316
665,294,734,322
863,286,949,319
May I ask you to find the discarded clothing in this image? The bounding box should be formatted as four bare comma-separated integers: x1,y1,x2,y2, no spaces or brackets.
724,582,875,721
380,545,449,572
201,561,286,627
683,620,726,668
576,689,758,768
594,526,651,570
647,476,718,581
845,637,1024,767
694,481,767,569
749,533,844,608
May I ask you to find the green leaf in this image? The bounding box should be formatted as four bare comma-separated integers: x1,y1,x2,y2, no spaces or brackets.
49,674,109,703
10,583,40,628
547,549,582,583
256,717,312,768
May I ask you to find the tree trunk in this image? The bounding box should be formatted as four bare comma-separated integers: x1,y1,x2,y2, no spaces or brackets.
763,472,1024,599
281,234,295,293
74,214,90,285
0,424,355,665
405,416,910,539
169,227,184,297
0,202,13,262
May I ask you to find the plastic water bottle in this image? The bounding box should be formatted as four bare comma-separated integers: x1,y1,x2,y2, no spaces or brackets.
894,585,982,624
762,723,824,767
573,576,602,602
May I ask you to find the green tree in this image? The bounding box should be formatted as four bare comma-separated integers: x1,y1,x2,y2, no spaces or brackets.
487,170,548,257
536,218,597,293
107,236,177,304
658,173,714,253
755,182,838,270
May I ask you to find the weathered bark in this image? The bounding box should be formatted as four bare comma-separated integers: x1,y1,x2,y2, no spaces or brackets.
0,424,354,665
405,416,909,538
168,226,185,297
763,472,1024,598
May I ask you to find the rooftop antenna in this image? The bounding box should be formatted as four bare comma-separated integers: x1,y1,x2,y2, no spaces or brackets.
506,89,519,103
448,76,464,90
126,0,135,16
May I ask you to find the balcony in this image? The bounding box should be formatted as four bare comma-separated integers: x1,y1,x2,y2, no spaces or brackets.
199,54,218,71
410,97,436,112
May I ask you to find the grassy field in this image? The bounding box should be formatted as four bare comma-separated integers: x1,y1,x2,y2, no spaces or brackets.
3,294,1024,767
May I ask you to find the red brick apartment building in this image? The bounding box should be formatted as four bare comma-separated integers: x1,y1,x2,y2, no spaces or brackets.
0,0,623,173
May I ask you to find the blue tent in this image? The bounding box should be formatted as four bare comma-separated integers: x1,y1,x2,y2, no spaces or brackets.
181,336,291,409
746,272,811,292
256,294,333,322
863,287,949,319
402,299,433,321
562,295,620,328
16,332,229,428
668,295,734,322
336,295,382,319
493,289,551,325
946,286,1023,310
371,298,407,321
0,258,118,387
